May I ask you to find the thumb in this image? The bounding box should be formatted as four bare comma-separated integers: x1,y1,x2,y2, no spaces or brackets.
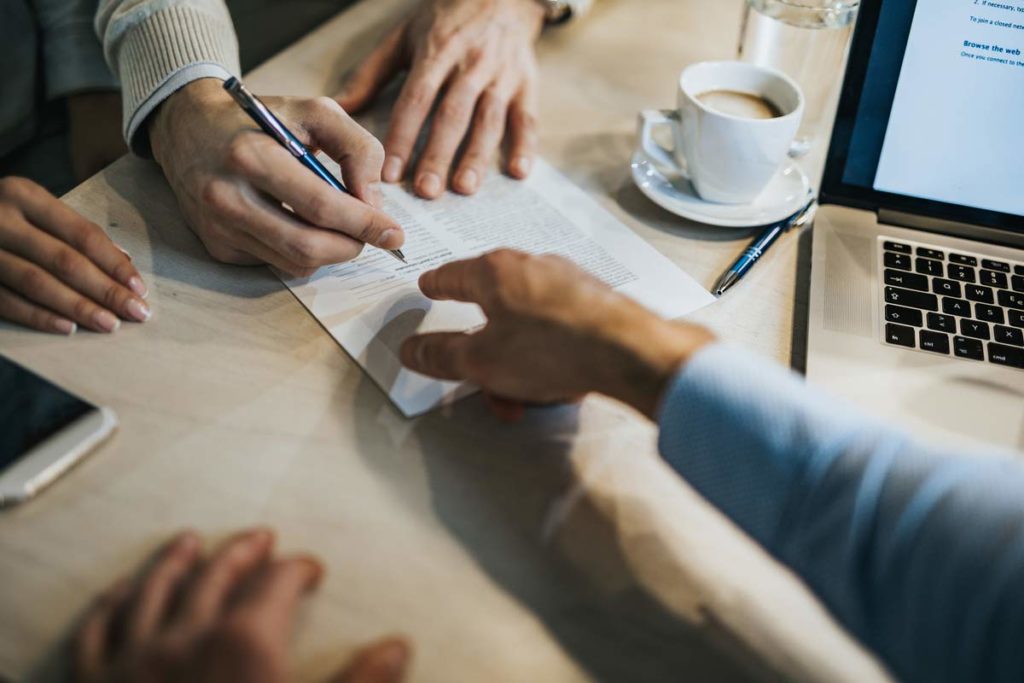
336,25,407,113
328,638,411,683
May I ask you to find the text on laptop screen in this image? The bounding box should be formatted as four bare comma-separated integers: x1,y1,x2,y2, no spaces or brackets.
840,0,1024,219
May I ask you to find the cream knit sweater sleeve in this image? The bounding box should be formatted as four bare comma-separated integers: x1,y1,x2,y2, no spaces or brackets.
95,0,240,156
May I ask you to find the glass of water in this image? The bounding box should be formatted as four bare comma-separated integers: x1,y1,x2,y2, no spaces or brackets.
738,0,859,156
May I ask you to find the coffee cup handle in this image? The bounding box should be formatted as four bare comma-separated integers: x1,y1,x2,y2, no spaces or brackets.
637,109,682,174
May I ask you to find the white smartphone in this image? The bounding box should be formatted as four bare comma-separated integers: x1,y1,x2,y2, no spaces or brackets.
0,355,117,507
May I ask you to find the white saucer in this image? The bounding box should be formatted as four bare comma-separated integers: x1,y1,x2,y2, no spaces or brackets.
631,148,812,228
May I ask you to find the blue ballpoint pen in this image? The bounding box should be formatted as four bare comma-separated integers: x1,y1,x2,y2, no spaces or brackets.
222,77,406,264
712,199,817,297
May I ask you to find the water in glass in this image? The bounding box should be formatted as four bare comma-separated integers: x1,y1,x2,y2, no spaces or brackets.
738,0,859,156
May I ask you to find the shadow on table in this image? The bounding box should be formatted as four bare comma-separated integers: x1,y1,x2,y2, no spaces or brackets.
351,374,779,683
102,156,283,301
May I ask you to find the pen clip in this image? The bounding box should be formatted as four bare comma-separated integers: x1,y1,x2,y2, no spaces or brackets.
223,78,306,158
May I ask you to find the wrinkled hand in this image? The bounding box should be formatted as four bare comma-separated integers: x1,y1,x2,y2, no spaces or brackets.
75,529,410,683
0,177,148,334
400,250,715,419
150,79,404,277
337,0,545,199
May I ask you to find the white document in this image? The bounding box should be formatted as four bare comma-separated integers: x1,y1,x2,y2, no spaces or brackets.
283,159,713,417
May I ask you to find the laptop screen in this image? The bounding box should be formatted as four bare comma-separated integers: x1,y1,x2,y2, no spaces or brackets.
821,0,1024,232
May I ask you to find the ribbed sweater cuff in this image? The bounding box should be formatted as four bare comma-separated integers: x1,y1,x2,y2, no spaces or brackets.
116,3,239,156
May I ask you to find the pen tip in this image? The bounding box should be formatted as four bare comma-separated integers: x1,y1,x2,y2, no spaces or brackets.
392,249,407,263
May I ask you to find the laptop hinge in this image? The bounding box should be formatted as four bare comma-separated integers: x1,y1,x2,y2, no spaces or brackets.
877,209,1024,250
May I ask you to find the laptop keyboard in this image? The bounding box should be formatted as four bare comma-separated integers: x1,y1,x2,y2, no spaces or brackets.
879,238,1024,369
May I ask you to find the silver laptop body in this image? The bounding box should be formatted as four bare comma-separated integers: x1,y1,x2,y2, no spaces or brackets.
804,0,1024,450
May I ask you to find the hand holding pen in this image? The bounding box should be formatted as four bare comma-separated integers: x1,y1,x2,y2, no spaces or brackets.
223,78,406,265
148,78,406,277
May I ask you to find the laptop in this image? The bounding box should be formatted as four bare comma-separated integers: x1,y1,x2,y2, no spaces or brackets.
806,0,1024,450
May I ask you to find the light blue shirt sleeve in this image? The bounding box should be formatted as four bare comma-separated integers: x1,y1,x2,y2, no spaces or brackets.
657,343,1024,683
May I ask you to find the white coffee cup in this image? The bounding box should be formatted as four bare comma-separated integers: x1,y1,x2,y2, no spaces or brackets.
638,61,804,205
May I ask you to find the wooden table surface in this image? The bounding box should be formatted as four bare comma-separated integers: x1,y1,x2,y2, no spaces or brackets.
0,1,892,681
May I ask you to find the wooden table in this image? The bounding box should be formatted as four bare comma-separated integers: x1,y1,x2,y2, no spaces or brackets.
0,1,892,681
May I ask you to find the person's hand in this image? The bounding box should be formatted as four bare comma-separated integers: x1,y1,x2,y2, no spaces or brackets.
0,177,149,334
149,79,404,277
399,250,715,419
336,0,545,199
74,528,411,683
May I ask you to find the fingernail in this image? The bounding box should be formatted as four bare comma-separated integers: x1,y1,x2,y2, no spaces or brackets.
383,156,404,183
250,527,275,544
456,169,479,193
417,172,441,197
379,229,399,248
53,318,76,336
126,298,151,322
175,531,200,552
93,309,120,333
127,276,148,299
511,156,531,177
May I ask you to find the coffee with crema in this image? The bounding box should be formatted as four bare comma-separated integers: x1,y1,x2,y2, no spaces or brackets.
697,90,783,120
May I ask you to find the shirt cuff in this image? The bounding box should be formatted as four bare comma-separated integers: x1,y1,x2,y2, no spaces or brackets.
106,2,240,156
655,343,883,551
44,19,119,99
125,63,233,157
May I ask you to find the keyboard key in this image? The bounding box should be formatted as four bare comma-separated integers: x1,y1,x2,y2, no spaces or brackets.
916,258,944,276
949,253,978,266
964,285,995,304
884,286,938,311
942,297,971,317
994,325,1024,346
988,343,1024,369
919,330,950,354
884,252,911,271
953,336,984,360
932,278,962,298
998,290,1024,310
885,323,916,348
948,264,976,282
885,269,928,291
1013,275,1024,293
927,312,956,333
975,303,1004,323
917,247,944,260
1010,310,1024,328
884,241,911,254
982,259,1010,272
981,270,1008,289
885,304,923,326
960,319,991,340
1016,264,1024,276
